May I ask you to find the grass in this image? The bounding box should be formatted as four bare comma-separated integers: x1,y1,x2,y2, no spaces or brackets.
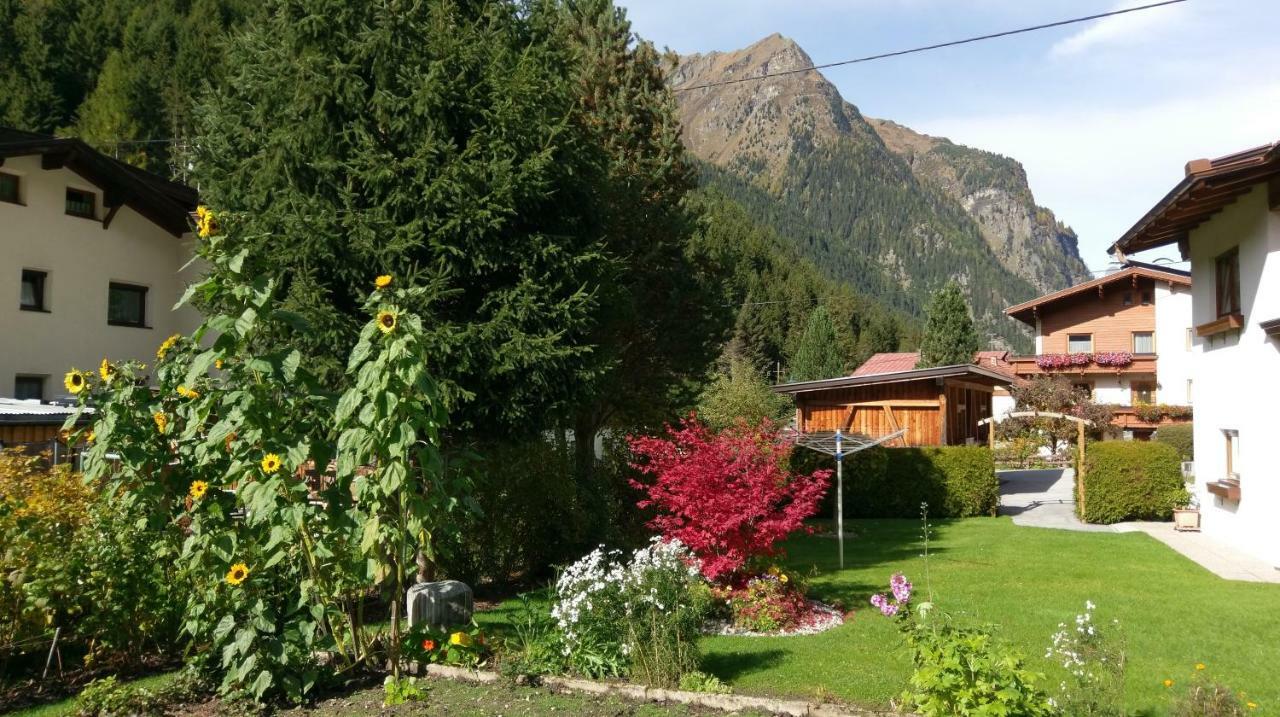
483,517,1280,715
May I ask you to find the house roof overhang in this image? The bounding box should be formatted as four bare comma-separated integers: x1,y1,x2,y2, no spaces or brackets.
1108,140,1280,257
1004,264,1191,326
0,127,198,237
770,364,1013,395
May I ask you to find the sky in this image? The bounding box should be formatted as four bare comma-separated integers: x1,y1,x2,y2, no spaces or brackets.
619,0,1280,273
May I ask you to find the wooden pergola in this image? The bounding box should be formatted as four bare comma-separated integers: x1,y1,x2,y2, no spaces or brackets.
979,411,1094,513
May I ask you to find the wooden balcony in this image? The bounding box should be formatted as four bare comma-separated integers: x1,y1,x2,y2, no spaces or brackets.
1108,405,1191,430
1008,354,1157,377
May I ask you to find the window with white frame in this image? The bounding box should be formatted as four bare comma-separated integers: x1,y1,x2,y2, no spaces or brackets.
1132,331,1154,354
1068,334,1092,352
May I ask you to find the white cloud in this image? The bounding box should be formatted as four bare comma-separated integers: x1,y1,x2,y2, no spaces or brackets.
1049,0,1189,58
915,82,1280,264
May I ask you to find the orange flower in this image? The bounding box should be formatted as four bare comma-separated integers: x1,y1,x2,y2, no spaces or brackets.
421,638,437,651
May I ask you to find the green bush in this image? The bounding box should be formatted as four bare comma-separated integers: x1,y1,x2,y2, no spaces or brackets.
1154,423,1195,461
1080,441,1189,524
438,438,586,586
803,446,997,518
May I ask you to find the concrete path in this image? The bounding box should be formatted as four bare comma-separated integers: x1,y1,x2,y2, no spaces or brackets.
997,469,1280,583
997,469,1112,532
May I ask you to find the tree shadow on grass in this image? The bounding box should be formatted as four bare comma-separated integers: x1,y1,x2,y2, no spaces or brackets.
784,518,959,603
700,649,789,682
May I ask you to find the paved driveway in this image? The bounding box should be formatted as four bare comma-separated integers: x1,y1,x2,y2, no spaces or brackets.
997,468,1113,532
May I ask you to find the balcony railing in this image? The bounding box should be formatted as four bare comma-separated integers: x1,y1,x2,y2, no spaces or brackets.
1009,353,1157,375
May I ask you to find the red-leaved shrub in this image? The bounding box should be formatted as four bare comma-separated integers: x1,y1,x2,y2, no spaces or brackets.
628,417,831,581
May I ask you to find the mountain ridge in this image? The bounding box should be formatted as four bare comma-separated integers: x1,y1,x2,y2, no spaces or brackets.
671,34,1091,350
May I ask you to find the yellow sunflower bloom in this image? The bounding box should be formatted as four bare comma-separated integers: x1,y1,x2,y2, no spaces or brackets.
449,631,472,647
189,480,209,500
195,206,217,238
225,562,250,586
156,334,181,360
260,453,282,474
153,411,168,434
375,274,393,289
99,358,116,382
85,430,95,443
177,385,200,399
376,310,397,335
63,370,87,394
215,359,224,370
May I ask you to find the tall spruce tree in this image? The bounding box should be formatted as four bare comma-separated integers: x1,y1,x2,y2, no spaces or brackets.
789,306,844,381
918,281,982,367
191,0,611,434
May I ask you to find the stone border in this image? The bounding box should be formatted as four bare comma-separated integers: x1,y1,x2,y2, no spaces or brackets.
416,663,899,717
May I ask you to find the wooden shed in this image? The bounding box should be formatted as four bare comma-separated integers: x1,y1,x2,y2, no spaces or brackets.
0,398,85,451
772,364,1014,447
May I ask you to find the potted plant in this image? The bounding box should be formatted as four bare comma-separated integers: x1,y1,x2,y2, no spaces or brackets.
1173,491,1200,532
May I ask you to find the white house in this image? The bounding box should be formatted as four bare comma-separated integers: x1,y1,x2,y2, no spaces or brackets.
1110,140,1280,569
0,127,201,402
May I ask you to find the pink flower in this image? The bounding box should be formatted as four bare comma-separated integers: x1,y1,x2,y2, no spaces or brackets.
870,593,886,609
880,601,900,617
890,573,912,603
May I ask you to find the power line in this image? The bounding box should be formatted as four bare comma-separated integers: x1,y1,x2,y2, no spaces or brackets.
673,0,1188,93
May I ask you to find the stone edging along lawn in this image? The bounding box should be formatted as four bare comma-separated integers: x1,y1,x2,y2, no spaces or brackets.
413,663,901,717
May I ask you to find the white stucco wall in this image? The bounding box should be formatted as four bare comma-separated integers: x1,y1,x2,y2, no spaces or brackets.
1185,184,1280,568
1154,281,1195,404
0,155,201,400
1090,375,1131,406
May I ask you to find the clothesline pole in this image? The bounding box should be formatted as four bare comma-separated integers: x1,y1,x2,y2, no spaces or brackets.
835,430,844,569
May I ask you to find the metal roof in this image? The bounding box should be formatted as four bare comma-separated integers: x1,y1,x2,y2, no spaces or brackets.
770,363,1013,395
0,398,89,425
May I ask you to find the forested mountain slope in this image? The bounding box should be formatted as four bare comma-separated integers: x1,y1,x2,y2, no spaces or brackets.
672,34,1091,350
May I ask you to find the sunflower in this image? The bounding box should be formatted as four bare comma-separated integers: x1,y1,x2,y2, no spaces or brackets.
177,385,200,399
195,206,217,238
215,359,224,370
260,453,282,474
63,369,87,394
153,411,168,434
85,430,95,443
449,631,472,647
189,480,209,500
225,562,250,586
99,358,116,382
375,274,393,289
376,310,397,335
156,334,181,360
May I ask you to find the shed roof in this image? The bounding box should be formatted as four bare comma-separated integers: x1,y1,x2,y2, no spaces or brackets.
0,398,87,425
1109,140,1280,256
1004,263,1191,326
771,363,1013,395
0,126,198,236
853,351,1016,380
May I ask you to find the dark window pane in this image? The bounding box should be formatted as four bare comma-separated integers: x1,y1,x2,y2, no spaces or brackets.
0,173,18,203
15,376,44,401
108,283,146,326
66,188,95,218
20,270,45,310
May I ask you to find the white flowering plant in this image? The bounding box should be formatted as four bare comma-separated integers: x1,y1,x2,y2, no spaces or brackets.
1046,600,1127,716
551,537,710,686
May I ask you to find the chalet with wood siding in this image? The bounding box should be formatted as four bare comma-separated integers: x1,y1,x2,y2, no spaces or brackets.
772,364,1013,447
1109,139,1280,570
1003,261,1194,438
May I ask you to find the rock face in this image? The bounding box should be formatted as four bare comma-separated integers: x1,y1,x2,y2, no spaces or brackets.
671,34,1091,348
867,118,1090,294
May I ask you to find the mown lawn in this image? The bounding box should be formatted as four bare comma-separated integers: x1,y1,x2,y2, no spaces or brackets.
482,517,1280,715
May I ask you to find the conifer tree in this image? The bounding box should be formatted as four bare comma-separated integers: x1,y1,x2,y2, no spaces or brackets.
918,281,982,367
789,305,845,381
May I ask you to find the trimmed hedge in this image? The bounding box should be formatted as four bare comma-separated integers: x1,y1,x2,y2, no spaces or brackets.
1079,441,1188,524
802,445,998,519
1153,423,1194,460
